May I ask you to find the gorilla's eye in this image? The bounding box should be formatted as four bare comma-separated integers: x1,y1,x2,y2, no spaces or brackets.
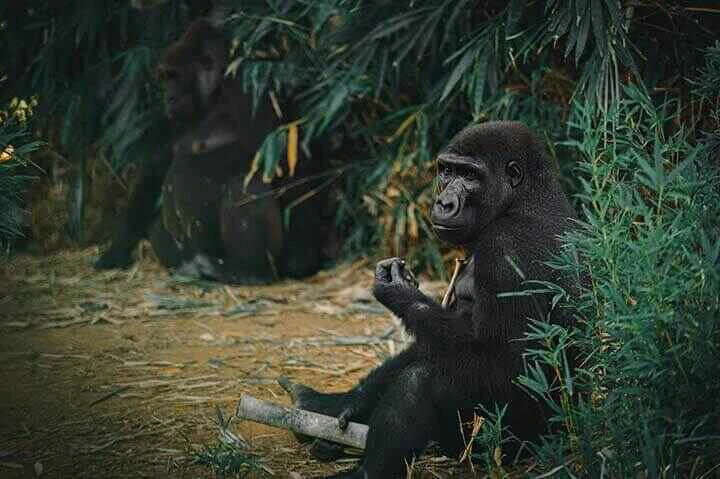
439,163,452,176
459,166,478,181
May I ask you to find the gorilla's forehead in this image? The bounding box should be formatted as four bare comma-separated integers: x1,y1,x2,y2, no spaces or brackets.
442,121,549,173
162,20,224,65
444,121,532,155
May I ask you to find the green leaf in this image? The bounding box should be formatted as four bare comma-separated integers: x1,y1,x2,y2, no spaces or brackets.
591,0,607,58
441,46,476,102
575,2,591,64
506,0,525,36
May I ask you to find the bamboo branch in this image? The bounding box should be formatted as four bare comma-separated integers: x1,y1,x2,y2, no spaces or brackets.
235,394,368,449
442,257,467,308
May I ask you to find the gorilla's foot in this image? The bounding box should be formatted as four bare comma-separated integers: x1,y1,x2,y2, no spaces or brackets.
277,376,319,404
277,377,323,445
278,377,360,461
94,246,134,270
309,438,353,462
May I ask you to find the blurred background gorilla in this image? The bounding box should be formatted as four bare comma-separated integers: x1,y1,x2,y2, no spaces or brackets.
95,19,328,284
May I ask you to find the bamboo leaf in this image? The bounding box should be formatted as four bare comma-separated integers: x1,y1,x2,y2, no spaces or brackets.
575,2,591,64
287,122,299,177
591,0,606,58
441,46,476,101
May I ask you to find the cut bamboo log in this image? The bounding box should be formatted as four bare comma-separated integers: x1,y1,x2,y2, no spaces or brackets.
235,394,368,449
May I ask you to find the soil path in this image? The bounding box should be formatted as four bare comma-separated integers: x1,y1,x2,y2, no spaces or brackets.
0,249,467,478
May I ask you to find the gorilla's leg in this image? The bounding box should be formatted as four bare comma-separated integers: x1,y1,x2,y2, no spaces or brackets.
278,378,360,460
337,345,417,429
149,219,184,268
281,196,323,278
284,347,417,421
279,379,358,419
327,364,436,479
433,408,468,459
95,143,172,269
282,348,417,461
219,177,282,284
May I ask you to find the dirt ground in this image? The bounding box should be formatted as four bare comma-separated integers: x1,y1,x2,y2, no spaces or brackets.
0,247,474,478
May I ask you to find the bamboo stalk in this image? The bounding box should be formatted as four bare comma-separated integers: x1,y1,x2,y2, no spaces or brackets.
235,394,368,449
441,257,466,308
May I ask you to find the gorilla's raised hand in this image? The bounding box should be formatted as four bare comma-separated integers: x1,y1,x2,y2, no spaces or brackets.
372,258,424,318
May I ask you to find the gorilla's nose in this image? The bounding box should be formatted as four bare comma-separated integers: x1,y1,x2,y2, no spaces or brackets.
433,194,460,219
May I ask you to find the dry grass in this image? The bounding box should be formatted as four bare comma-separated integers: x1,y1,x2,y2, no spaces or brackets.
0,247,470,478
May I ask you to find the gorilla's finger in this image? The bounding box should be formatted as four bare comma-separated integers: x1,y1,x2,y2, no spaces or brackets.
376,257,400,281
390,260,405,283
375,264,389,282
337,409,352,431
377,257,403,268
403,267,419,288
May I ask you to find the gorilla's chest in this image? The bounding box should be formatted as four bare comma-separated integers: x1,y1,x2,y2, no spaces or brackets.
161,134,249,243
450,256,475,317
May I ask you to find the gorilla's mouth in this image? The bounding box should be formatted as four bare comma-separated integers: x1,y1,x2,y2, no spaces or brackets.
431,223,465,232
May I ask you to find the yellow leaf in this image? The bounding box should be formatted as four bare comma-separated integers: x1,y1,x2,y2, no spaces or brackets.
407,203,419,240
243,151,261,191
287,123,299,177
493,446,502,467
0,145,14,163
386,111,418,143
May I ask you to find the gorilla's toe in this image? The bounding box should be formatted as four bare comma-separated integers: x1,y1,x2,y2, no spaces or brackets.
277,377,319,405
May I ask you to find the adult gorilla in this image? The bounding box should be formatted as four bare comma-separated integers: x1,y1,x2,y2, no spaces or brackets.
282,122,579,478
96,20,325,283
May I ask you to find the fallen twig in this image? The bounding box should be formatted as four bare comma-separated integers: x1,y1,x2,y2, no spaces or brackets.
89,386,131,407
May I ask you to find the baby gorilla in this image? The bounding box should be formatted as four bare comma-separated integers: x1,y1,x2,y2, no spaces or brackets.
283,121,579,478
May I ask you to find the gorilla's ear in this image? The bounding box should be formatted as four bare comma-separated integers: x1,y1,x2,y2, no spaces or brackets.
506,160,523,188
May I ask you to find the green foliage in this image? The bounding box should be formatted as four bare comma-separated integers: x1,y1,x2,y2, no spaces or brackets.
0,1,190,165
191,441,266,478
225,1,717,270
0,118,43,252
516,84,720,477
693,42,720,100
471,405,513,478
0,1,196,240
5,1,716,264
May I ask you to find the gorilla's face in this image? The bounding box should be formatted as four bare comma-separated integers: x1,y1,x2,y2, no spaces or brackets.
431,153,522,246
158,40,225,122
158,62,198,120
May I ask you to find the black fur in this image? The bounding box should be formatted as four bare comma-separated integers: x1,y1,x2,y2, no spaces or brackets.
95,20,327,283
285,122,579,478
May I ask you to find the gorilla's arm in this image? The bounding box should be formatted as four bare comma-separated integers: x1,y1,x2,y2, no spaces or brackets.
372,257,510,344
95,143,173,269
